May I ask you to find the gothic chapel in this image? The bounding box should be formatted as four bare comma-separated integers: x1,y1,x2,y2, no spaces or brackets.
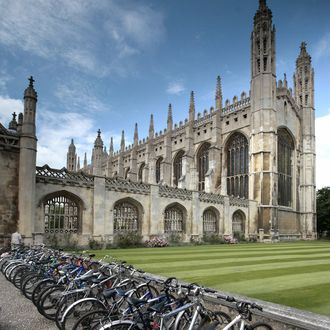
0,0,316,246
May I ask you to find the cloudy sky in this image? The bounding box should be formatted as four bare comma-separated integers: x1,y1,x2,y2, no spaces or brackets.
0,0,329,188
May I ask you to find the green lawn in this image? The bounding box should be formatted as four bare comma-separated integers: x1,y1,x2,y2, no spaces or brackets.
90,241,330,316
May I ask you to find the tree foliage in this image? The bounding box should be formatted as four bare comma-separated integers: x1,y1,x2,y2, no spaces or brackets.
316,187,330,237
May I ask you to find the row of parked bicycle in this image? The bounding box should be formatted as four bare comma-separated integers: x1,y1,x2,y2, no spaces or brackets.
0,245,273,329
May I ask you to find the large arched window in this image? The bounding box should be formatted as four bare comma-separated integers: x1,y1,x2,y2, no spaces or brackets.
138,163,145,183
44,194,80,233
278,128,294,206
173,150,184,187
156,157,163,183
113,201,139,233
203,208,217,234
197,143,210,191
164,205,185,233
232,210,245,236
226,133,249,198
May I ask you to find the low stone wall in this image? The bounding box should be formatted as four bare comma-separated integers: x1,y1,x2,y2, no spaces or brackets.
146,272,330,330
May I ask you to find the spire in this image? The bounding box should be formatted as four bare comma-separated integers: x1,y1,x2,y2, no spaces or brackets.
94,129,103,148
8,112,18,131
149,114,154,139
84,152,87,168
77,157,80,171
167,103,173,131
296,41,311,66
109,137,114,156
215,76,223,110
69,138,75,151
121,130,125,152
134,123,138,146
189,91,195,122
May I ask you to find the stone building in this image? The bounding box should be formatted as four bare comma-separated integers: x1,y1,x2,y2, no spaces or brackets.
0,0,316,246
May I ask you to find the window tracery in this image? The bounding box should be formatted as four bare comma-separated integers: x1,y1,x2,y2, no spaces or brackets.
156,157,163,183
226,133,249,198
197,143,210,191
203,209,217,234
113,201,139,233
44,195,79,233
278,128,294,206
164,205,184,233
173,150,184,187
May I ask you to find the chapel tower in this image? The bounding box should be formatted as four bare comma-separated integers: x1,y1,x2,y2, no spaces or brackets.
18,77,38,242
66,139,77,171
250,0,278,233
294,42,316,237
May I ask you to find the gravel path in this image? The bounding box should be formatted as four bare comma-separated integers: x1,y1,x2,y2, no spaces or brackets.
0,273,57,330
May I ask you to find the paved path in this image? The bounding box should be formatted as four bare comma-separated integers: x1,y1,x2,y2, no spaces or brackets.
0,273,56,330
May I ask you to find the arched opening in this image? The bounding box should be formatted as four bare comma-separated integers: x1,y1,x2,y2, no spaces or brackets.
173,150,184,187
138,163,145,183
42,191,83,234
164,204,185,234
278,128,294,207
124,167,130,179
203,208,218,234
226,132,249,198
113,200,140,233
232,210,245,238
197,143,210,191
156,157,163,184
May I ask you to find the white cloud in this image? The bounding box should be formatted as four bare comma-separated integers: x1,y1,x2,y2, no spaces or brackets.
316,111,330,189
55,81,109,113
0,96,23,125
0,0,165,76
166,81,185,95
313,33,330,60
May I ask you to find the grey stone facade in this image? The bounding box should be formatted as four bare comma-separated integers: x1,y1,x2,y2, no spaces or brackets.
0,0,316,246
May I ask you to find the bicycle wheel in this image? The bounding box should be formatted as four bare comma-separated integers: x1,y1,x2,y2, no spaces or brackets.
22,273,44,299
55,290,88,329
249,322,273,330
39,285,66,320
133,284,159,300
72,309,111,330
61,298,106,330
12,266,30,288
100,320,138,330
32,278,56,306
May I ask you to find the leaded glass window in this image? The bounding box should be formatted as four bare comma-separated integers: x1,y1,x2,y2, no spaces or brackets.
156,157,163,183
203,209,217,234
173,150,184,187
226,133,249,198
232,211,244,235
278,128,294,206
44,195,79,233
197,143,210,191
113,202,139,233
138,163,145,182
164,206,184,233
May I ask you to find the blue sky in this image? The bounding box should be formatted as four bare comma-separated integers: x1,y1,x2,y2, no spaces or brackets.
0,0,330,188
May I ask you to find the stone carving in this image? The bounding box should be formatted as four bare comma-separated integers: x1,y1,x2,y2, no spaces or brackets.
0,123,19,150
106,177,150,195
222,97,250,115
159,185,192,200
199,192,224,204
229,196,249,207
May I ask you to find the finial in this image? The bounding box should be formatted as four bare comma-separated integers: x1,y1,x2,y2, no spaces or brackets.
8,112,18,131
189,91,195,112
97,129,101,137
71,138,74,144
149,113,154,133
84,152,87,167
134,123,138,145
28,76,35,87
300,41,307,53
121,130,125,151
167,103,173,130
215,76,223,110
259,0,267,10
12,112,17,121
110,137,114,153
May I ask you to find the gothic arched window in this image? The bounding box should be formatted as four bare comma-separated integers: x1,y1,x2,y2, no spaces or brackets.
203,209,217,234
138,163,145,182
173,150,184,187
113,201,139,233
197,143,210,191
156,157,163,183
226,132,249,198
44,195,80,233
278,128,294,207
232,210,245,236
164,205,185,233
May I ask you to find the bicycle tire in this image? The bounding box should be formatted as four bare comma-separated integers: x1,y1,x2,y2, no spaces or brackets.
22,273,44,299
133,283,159,300
61,298,107,330
12,266,30,288
249,322,273,330
100,320,138,330
38,285,66,320
32,278,56,306
72,309,111,330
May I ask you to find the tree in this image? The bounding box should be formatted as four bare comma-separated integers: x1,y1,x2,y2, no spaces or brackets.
316,187,330,237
